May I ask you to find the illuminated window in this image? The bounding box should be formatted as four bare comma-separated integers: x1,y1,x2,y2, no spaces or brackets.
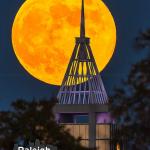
65,125,89,139
65,124,89,147
96,124,110,150
96,140,110,150
80,140,89,147
96,124,110,139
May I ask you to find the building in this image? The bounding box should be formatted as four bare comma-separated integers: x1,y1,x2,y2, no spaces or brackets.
54,0,123,149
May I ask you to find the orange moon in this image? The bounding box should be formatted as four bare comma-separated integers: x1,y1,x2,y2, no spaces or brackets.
12,0,116,85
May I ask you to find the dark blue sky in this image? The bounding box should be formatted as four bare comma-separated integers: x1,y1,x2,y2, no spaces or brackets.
0,0,150,110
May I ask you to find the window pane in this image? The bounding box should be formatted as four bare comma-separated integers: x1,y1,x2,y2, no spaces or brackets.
96,140,110,150
65,125,89,139
79,125,89,139
59,114,74,123
74,125,80,138
65,125,74,136
75,115,88,123
96,125,110,139
80,140,89,147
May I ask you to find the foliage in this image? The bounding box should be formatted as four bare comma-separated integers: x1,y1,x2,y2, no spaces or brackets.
0,98,90,150
135,28,150,49
110,29,150,150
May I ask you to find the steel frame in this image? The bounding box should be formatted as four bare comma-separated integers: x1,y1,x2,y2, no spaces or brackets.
57,0,108,104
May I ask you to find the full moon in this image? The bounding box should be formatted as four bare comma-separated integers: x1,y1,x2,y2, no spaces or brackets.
12,0,116,85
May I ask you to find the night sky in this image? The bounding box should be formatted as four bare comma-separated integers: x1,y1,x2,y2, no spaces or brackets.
0,0,150,110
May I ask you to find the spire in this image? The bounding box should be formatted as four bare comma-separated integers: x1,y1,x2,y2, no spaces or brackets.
80,0,85,38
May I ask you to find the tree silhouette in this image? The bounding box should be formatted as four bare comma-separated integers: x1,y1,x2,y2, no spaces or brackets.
0,98,90,150
110,29,150,150
135,28,150,49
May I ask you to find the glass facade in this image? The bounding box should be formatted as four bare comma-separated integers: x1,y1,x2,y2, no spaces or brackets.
58,113,111,149
58,113,88,124
63,124,111,149
96,124,110,139
96,124,110,150
65,124,89,147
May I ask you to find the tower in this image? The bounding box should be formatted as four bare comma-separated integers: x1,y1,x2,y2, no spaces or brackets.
54,0,115,149
57,0,108,105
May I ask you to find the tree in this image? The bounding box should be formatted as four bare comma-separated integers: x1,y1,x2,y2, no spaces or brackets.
135,28,150,49
0,98,90,150
110,29,150,150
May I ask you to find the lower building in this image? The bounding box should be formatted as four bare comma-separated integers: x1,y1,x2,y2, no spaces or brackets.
54,104,115,150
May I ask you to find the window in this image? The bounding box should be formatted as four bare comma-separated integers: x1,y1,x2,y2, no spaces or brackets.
96,124,111,150
65,124,89,147
96,140,110,150
96,124,110,139
74,115,88,123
